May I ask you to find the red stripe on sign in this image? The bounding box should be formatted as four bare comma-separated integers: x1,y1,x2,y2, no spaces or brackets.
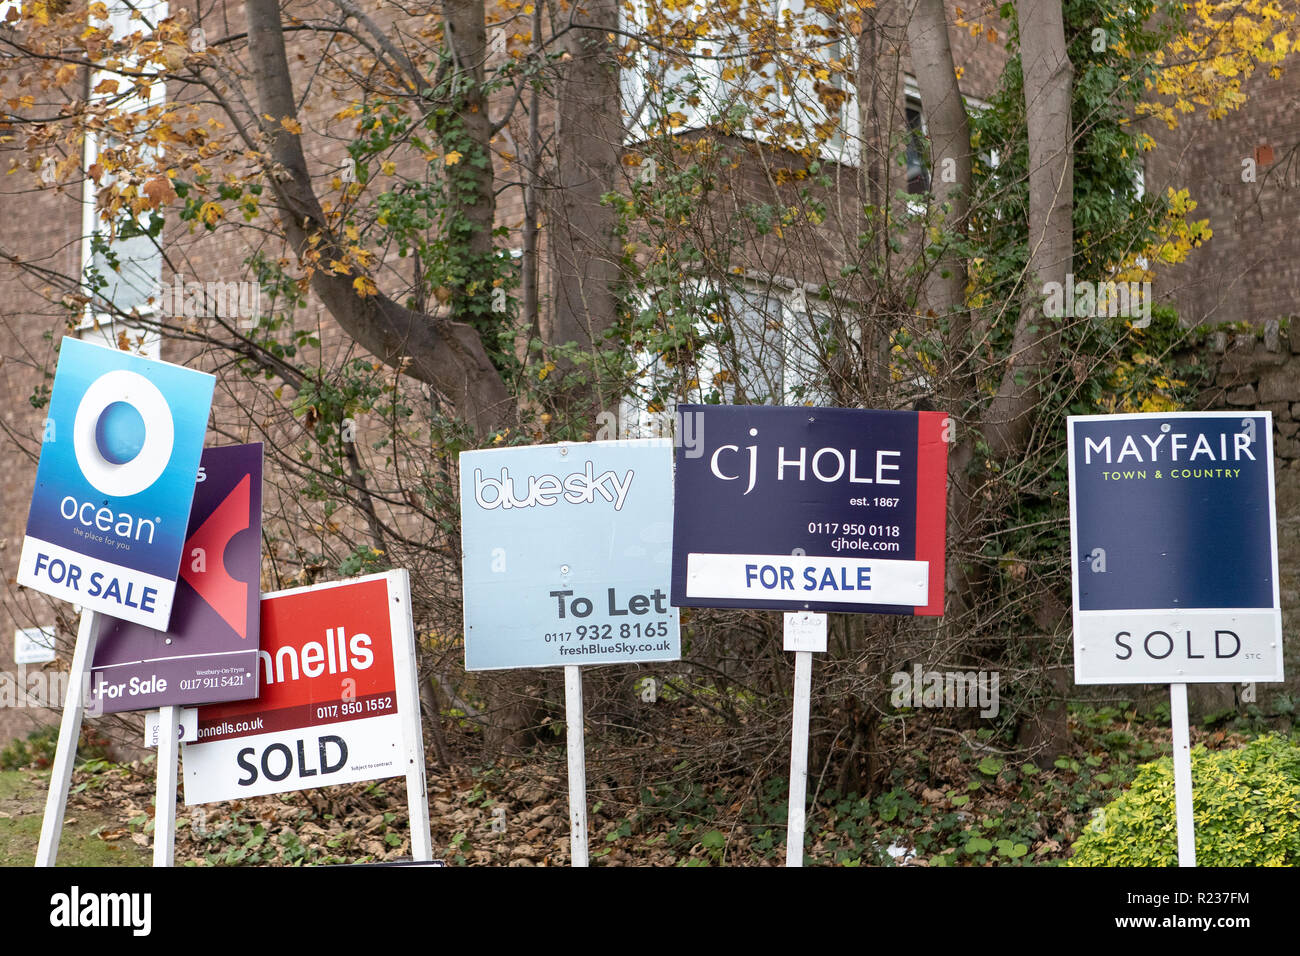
914,410,949,616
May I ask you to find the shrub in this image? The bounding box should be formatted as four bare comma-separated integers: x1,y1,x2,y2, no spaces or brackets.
0,726,58,770
1069,734,1300,866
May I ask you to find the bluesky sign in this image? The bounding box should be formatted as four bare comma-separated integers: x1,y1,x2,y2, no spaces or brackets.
460,440,681,670
1068,412,1283,683
89,443,263,714
17,338,214,629
671,405,949,614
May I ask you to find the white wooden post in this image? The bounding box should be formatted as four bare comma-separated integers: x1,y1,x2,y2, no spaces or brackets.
564,664,588,867
783,611,827,868
1169,682,1196,866
401,657,433,863
35,611,98,867
786,649,813,867
153,705,180,867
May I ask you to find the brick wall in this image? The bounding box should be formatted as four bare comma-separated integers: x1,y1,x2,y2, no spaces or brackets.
1150,68,1300,328
0,167,85,742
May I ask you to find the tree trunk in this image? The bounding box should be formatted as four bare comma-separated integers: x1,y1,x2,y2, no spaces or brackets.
243,0,513,433
545,0,624,407
984,0,1073,460
854,0,907,397
444,0,502,330
905,0,973,362
856,0,907,238
899,0,983,614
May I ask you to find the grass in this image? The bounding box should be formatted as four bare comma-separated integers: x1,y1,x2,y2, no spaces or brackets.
0,769,151,867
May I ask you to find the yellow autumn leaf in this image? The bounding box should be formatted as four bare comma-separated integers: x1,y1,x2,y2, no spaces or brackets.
444,151,462,166
280,116,303,135
353,275,378,296
381,160,396,176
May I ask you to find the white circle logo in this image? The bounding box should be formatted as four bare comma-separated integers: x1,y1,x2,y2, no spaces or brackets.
72,370,175,497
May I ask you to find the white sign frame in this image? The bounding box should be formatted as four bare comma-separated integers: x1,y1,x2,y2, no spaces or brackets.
1068,411,1283,685
180,571,431,860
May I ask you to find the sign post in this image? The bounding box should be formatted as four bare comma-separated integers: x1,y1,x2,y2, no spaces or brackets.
35,612,99,868
783,611,827,867
564,665,588,867
14,626,57,665
460,439,681,866
153,705,181,867
20,339,216,867
672,405,949,866
1068,411,1284,867
1169,683,1195,867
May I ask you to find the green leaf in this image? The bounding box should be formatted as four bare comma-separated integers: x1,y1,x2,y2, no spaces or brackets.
964,836,993,854
700,830,726,850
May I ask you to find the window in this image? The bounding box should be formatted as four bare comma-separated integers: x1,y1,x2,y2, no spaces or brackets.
620,1,726,141
903,82,998,220
904,98,930,195
619,274,848,435
80,0,167,350
774,0,858,163
621,0,858,165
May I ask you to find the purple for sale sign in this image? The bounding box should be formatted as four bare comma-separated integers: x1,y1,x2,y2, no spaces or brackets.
89,443,263,713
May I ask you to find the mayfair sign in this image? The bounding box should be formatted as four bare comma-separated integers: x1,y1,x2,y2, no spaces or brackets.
1069,412,1283,684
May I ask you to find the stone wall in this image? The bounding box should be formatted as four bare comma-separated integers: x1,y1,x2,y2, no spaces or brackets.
1182,319,1300,716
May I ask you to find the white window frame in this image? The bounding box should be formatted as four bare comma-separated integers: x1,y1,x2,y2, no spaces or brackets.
618,272,856,435
80,0,167,355
621,0,860,166
904,79,996,216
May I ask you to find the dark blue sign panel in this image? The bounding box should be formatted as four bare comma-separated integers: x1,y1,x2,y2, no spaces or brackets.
671,405,948,615
1068,412,1283,683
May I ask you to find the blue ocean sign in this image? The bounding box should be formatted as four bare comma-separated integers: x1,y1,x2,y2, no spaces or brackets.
18,338,215,629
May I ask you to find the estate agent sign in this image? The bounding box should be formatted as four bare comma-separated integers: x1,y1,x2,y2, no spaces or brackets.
1069,412,1283,683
